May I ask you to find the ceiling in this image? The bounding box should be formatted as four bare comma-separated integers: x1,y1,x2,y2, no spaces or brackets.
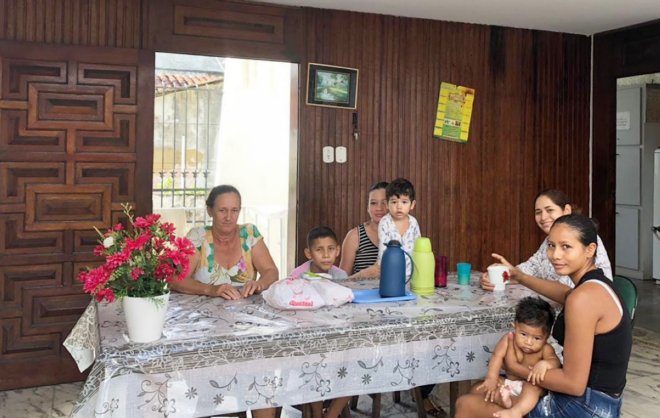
261,0,660,35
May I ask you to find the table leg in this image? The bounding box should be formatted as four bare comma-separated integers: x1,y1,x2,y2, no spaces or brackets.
393,390,401,403
411,386,427,418
371,393,381,418
449,380,473,418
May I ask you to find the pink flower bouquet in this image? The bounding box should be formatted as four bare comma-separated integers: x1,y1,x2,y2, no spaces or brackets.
78,204,195,302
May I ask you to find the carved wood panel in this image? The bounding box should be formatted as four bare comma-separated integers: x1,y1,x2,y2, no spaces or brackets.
147,0,303,62
0,40,153,390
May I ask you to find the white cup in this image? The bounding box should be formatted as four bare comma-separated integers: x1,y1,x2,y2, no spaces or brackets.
487,265,510,291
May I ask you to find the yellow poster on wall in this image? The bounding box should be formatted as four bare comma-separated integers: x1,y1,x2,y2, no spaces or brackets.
433,82,475,143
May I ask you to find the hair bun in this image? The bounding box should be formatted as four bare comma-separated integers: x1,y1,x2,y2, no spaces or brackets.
569,202,582,215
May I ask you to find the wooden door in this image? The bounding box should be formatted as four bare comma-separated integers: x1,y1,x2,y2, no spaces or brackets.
0,40,153,390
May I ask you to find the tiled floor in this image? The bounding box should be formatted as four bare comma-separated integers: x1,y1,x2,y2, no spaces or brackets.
1,278,659,418
629,278,660,333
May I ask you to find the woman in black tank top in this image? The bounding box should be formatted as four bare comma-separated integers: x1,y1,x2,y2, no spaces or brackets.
339,181,388,278
455,214,632,418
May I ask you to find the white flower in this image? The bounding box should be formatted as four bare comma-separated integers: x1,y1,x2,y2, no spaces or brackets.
103,236,114,248
163,241,177,251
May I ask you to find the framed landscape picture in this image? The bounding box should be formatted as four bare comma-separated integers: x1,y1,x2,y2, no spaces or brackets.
306,63,358,109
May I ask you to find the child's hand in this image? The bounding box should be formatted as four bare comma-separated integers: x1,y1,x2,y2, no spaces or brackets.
476,378,500,403
527,360,554,385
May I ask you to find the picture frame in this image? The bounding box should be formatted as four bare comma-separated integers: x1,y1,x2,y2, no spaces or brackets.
306,63,358,109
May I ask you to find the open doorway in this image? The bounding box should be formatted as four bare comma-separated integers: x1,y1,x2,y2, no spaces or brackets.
152,52,297,276
615,74,660,283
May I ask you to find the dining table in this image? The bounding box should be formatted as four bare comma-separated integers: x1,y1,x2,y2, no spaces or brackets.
64,273,540,417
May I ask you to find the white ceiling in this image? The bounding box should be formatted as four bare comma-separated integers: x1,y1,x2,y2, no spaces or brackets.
262,0,660,35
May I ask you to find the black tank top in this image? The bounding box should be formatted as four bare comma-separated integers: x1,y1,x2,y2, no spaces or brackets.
353,224,379,273
552,269,632,396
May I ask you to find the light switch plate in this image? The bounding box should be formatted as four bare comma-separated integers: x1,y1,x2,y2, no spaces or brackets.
322,146,334,163
335,146,347,163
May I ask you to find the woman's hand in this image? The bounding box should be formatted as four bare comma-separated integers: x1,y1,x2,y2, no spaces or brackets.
241,280,263,297
481,253,514,291
490,253,522,284
210,283,241,300
490,253,514,270
351,262,381,279
527,360,554,385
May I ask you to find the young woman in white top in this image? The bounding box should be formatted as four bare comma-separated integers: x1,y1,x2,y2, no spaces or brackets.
481,189,612,290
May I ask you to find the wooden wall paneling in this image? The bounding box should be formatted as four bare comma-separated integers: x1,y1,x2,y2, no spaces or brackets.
0,0,141,48
518,32,552,254
592,34,618,256
471,26,502,264
425,20,447,259
115,0,124,48
0,39,150,390
515,31,542,261
297,9,383,265
297,8,591,270
440,23,483,266
135,49,155,215
567,35,591,205
593,20,660,260
146,0,303,62
0,0,6,39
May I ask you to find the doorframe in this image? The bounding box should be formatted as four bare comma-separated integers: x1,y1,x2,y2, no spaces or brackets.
592,19,660,265
145,0,304,274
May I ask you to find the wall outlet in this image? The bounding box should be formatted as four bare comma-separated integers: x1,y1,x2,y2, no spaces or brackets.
322,146,334,163
335,146,347,163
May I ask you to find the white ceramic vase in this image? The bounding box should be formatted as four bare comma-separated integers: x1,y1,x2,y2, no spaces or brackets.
122,293,170,343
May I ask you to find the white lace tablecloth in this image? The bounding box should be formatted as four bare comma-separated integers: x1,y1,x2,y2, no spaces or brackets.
64,274,537,417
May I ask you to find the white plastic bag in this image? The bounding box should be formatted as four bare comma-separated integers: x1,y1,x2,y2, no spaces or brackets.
310,279,354,306
262,278,353,310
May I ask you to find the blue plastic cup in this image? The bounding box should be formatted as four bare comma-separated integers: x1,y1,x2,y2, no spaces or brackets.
457,262,472,285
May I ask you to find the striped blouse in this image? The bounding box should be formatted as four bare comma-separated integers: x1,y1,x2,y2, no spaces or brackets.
352,223,379,273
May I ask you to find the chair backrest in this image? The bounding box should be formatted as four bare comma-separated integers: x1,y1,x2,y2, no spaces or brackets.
613,276,638,321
